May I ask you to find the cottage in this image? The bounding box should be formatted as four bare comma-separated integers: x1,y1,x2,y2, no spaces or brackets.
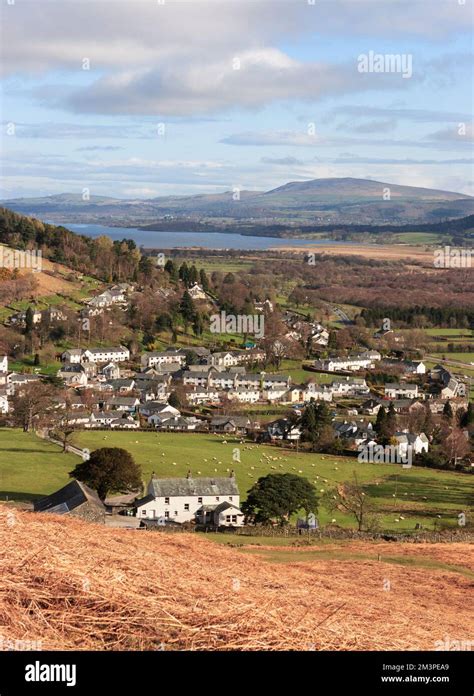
265,418,302,441
57,364,88,387
135,473,244,526
384,383,419,399
34,481,105,523
394,432,429,456
210,416,251,434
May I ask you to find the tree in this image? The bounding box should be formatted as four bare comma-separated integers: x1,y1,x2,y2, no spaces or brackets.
460,402,474,428
374,406,386,437
321,474,373,532
440,427,470,466
192,313,204,337
443,401,454,422
69,447,142,501
242,473,317,526
11,382,57,432
199,268,209,292
25,306,35,334
179,290,196,332
301,401,333,451
51,408,76,452
168,391,181,409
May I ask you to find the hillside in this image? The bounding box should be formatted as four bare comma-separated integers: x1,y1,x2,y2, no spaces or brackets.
0,505,472,651
3,178,473,226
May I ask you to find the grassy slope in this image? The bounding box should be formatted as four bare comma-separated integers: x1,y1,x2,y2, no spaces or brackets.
1,428,470,532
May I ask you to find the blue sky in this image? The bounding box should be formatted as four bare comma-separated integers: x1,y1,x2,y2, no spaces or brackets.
1,0,473,199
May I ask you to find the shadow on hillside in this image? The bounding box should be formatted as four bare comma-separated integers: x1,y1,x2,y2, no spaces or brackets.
0,491,43,502
0,447,55,453
364,474,474,507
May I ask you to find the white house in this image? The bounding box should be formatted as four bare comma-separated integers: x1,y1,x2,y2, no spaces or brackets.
227,387,261,403
57,364,88,387
384,383,419,399
302,381,333,402
186,389,220,405
141,349,186,368
394,432,429,457
319,351,381,372
209,352,239,368
135,473,244,526
188,283,209,301
0,356,8,373
147,404,181,426
85,346,130,364
62,346,130,364
331,377,370,396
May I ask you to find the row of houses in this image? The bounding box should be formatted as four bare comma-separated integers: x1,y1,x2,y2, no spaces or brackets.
315,350,382,372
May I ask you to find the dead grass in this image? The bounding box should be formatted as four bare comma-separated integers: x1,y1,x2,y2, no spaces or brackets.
0,507,472,651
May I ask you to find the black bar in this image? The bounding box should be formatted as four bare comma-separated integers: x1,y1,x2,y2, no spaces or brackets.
0,650,471,694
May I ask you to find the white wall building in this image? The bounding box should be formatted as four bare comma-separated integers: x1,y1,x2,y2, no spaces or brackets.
135,474,244,526
385,383,419,399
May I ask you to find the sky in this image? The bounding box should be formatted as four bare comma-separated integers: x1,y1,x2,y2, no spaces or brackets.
1,0,473,200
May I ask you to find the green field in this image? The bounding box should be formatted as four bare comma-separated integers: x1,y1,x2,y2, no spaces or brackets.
0,429,77,501
432,353,474,363
1,429,471,532
393,232,445,244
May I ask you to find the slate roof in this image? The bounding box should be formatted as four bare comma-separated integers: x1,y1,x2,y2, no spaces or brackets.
148,476,240,498
34,481,104,514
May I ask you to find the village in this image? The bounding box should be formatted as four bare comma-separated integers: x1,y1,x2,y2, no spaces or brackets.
0,280,469,450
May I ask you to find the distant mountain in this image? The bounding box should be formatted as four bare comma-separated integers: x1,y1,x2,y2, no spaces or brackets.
3,177,473,226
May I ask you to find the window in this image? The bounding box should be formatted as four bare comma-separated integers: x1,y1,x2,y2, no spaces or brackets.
164,497,170,505
216,496,220,501
184,503,189,511
174,511,178,516
198,497,202,503
232,515,237,523
229,497,233,501
226,515,231,522
164,511,169,519
141,510,146,516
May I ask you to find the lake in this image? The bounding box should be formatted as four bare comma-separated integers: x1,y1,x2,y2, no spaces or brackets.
63,223,357,251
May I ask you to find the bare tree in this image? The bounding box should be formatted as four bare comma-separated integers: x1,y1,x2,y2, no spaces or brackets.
321,473,373,532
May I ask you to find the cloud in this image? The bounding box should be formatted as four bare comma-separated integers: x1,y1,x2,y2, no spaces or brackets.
221,129,472,151
429,123,474,143
1,121,157,140
2,0,463,116
76,145,124,152
260,156,307,165
329,105,472,124
2,0,471,79
349,119,397,134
